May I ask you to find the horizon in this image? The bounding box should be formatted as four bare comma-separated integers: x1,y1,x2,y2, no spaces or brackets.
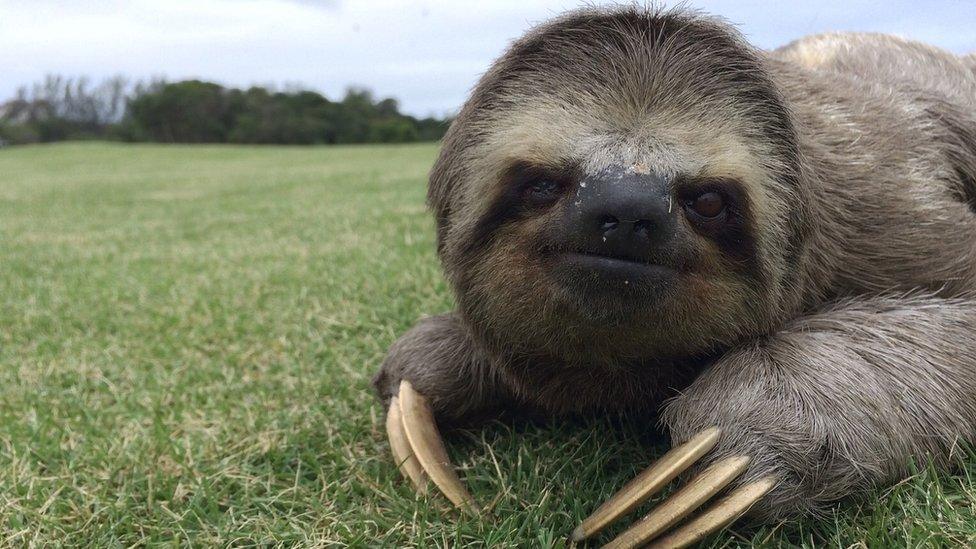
2,0,975,118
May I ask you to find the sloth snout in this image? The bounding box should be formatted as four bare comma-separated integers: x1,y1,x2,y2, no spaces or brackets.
568,168,675,262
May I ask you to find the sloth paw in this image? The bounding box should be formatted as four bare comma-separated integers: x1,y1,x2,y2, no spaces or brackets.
570,427,777,549
385,379,480,514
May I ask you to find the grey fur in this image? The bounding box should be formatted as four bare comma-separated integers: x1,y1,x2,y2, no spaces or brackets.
374,6,976,521
965,53,976,75
774,32,976,110
663,294,976,519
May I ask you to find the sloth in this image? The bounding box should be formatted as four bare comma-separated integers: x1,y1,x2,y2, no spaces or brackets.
373,6,976,547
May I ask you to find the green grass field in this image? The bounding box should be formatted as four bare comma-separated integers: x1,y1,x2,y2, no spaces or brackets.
1,142,974,546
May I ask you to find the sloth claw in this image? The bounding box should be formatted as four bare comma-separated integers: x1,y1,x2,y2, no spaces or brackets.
570,427,722,542
385,395,428,492
572,427,777,549
646,476,777,549
389,380,480,514
603,456,752,548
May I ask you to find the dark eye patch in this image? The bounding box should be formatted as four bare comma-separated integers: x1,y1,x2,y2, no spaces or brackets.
523,178,564,205
677,178,742,224
508,161,577,205
462,160,579,256
687,191,726,220
676,177,757,268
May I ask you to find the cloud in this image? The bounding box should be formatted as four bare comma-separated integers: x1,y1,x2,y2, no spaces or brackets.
285,0,339,9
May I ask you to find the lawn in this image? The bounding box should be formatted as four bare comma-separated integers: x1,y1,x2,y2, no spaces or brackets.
1,142,974,546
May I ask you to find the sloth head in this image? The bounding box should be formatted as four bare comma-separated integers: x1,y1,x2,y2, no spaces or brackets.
429,7,808,364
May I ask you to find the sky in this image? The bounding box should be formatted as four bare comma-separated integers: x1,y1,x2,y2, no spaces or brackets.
1,0,975,117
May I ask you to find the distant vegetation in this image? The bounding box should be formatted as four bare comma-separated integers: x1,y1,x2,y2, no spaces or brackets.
0,75,451,146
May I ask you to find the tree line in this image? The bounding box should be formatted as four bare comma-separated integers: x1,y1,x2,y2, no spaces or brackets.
0,75,451,146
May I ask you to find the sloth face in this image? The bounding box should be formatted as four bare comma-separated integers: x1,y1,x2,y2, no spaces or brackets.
500,161,754,312
430,9,806,363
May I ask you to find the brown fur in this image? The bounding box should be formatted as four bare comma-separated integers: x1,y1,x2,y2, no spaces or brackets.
374,7,976,522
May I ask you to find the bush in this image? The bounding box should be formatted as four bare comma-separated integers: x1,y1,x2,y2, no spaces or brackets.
0,75,451,146
0,121,40,145
126,81,239,143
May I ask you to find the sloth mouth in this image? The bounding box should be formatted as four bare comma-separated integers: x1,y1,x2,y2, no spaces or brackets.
556,250,677,281
550,250,679,315
570,249,651,265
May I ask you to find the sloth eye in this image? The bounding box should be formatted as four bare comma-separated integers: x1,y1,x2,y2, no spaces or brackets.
687,191,726,219
523,179,562,205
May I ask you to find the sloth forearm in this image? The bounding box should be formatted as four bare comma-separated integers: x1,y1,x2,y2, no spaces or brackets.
663,295,976,518
373,312,507,424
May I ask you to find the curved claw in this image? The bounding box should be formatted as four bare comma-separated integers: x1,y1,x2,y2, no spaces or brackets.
397,380,480,514
646,476,777,549
572,426,778,549
571,427,721,542
386,395,428,492
603,455,751,549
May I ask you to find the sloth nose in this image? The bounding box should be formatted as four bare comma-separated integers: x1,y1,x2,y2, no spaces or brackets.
569,168,674,259
597,215,655,239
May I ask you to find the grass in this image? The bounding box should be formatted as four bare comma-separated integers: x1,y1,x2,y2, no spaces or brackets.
0,142,973,547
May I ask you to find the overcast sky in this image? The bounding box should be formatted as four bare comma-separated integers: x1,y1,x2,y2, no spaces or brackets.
2,0,974,117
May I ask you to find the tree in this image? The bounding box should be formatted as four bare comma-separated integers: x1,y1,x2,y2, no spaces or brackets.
1,75,452,146
125,80,240,142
